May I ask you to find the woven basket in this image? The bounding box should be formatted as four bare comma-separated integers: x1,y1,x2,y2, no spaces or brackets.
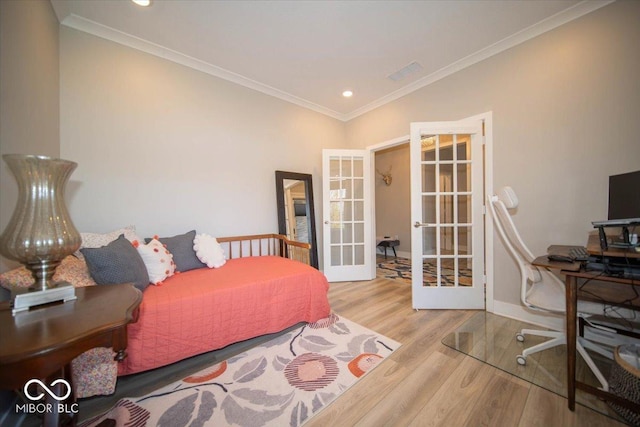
608,344,640,425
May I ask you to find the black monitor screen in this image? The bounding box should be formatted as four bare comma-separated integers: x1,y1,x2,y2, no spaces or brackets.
608,170,640,220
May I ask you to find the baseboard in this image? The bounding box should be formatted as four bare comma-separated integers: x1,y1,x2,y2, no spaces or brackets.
491,301,564,330
491,300,639,332
396,250,411,259
375,249,411,259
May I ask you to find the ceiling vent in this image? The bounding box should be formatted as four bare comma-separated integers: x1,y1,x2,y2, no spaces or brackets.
387,61,423,82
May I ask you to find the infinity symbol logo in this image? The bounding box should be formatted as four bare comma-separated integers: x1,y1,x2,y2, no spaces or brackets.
23,379,72,401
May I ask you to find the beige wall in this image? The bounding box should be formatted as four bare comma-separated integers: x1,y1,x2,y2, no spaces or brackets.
374,144,411,257
0,0,60,272
2,1,638,315
346,1,640,309
59,27,345,269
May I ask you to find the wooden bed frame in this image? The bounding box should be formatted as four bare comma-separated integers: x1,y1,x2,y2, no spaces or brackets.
216,233,312,266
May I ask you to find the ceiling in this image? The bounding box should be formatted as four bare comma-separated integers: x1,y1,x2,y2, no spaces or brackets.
50,0,611,121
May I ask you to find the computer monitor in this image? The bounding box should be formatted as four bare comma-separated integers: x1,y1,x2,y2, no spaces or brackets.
608,170,640,220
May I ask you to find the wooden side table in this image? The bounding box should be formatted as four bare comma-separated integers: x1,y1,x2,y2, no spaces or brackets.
0,283,142,426
377,238,400,259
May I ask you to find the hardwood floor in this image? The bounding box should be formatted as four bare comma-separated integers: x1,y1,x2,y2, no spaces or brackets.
305,277,626,427
71,275,626,426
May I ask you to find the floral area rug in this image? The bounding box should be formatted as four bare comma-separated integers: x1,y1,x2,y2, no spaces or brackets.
80,313,400,427
377,257,472,286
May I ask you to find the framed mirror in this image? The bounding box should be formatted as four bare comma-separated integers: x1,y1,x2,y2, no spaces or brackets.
275,171,318,269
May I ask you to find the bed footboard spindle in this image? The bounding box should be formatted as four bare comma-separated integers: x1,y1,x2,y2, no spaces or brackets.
216,234,311,266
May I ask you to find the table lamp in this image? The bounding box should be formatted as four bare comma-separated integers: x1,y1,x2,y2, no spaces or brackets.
0,154,82,314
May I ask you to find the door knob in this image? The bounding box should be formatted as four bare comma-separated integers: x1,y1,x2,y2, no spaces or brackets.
414,221,436,228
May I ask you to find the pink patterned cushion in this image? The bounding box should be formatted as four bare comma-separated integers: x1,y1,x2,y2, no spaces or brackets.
0,255,97,291
0,265,33,288
71,348,117,398
75,225,142,261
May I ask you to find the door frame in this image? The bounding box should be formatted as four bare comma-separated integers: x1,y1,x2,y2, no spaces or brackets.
366,111,494,312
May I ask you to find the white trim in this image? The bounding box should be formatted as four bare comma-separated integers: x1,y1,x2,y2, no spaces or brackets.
368,112,493,310
493,300,564,331
60,1,613,122
342,0,614,121
468,111,494,313
375,248,411,260
367,135,411,280
61,14,344,121
491,300,638,334
396,250,411,259
366,135,410,152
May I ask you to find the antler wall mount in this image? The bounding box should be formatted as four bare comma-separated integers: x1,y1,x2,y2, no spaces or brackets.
376,165,392,186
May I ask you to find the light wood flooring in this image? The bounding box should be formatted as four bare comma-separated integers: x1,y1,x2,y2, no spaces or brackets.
72,276,627,426
305,277,626,427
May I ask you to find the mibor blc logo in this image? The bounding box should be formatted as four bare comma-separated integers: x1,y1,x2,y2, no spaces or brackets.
16,379,79,415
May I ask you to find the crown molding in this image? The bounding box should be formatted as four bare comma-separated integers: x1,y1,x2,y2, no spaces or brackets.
341,0,615,122
61,14,344,121
61,0,613,123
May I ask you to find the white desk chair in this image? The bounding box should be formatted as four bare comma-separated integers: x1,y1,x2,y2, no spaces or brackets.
488,186,610,391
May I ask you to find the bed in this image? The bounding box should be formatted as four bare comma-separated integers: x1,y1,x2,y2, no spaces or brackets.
118,233,330,375
0,233,331,396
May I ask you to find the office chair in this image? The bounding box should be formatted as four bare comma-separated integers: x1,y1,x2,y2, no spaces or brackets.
488,186,610,391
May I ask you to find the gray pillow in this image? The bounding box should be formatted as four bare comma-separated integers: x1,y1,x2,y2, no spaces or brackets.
81,234,150,292
146,230,205,272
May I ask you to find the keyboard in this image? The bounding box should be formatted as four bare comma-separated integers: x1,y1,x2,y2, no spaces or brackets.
547,245,590,263
568,246,589,262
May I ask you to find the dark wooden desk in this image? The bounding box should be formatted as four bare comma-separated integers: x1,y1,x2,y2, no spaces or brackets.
0,283,142,426
532,256,640,412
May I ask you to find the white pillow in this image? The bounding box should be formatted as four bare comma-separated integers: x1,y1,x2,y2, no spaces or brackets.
134,238,176,285
75,225,142,261
193,234,226,268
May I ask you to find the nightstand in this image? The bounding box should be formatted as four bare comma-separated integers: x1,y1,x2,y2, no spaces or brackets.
0,283,142,427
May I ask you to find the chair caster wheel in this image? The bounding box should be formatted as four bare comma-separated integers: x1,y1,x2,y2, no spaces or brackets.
516,333,525,342
516,355,527,365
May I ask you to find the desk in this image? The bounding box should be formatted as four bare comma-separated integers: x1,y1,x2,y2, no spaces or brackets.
532,256,640,412
0,283,142,426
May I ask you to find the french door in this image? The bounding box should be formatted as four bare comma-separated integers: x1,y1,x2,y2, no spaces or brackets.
410,120,485,309
322,149,373,282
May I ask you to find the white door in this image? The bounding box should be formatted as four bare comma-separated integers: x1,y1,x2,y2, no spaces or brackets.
322,149,373,282
410,120,485,309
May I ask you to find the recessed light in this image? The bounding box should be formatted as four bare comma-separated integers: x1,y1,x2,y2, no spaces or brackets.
132,0,151,6
342,90,353,98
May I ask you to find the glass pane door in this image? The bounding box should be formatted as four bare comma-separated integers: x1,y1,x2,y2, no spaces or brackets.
420,134,472,287
322,150,372,282
410,121,484,309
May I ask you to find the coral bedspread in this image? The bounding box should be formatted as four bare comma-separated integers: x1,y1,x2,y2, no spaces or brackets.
118,256,330,375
